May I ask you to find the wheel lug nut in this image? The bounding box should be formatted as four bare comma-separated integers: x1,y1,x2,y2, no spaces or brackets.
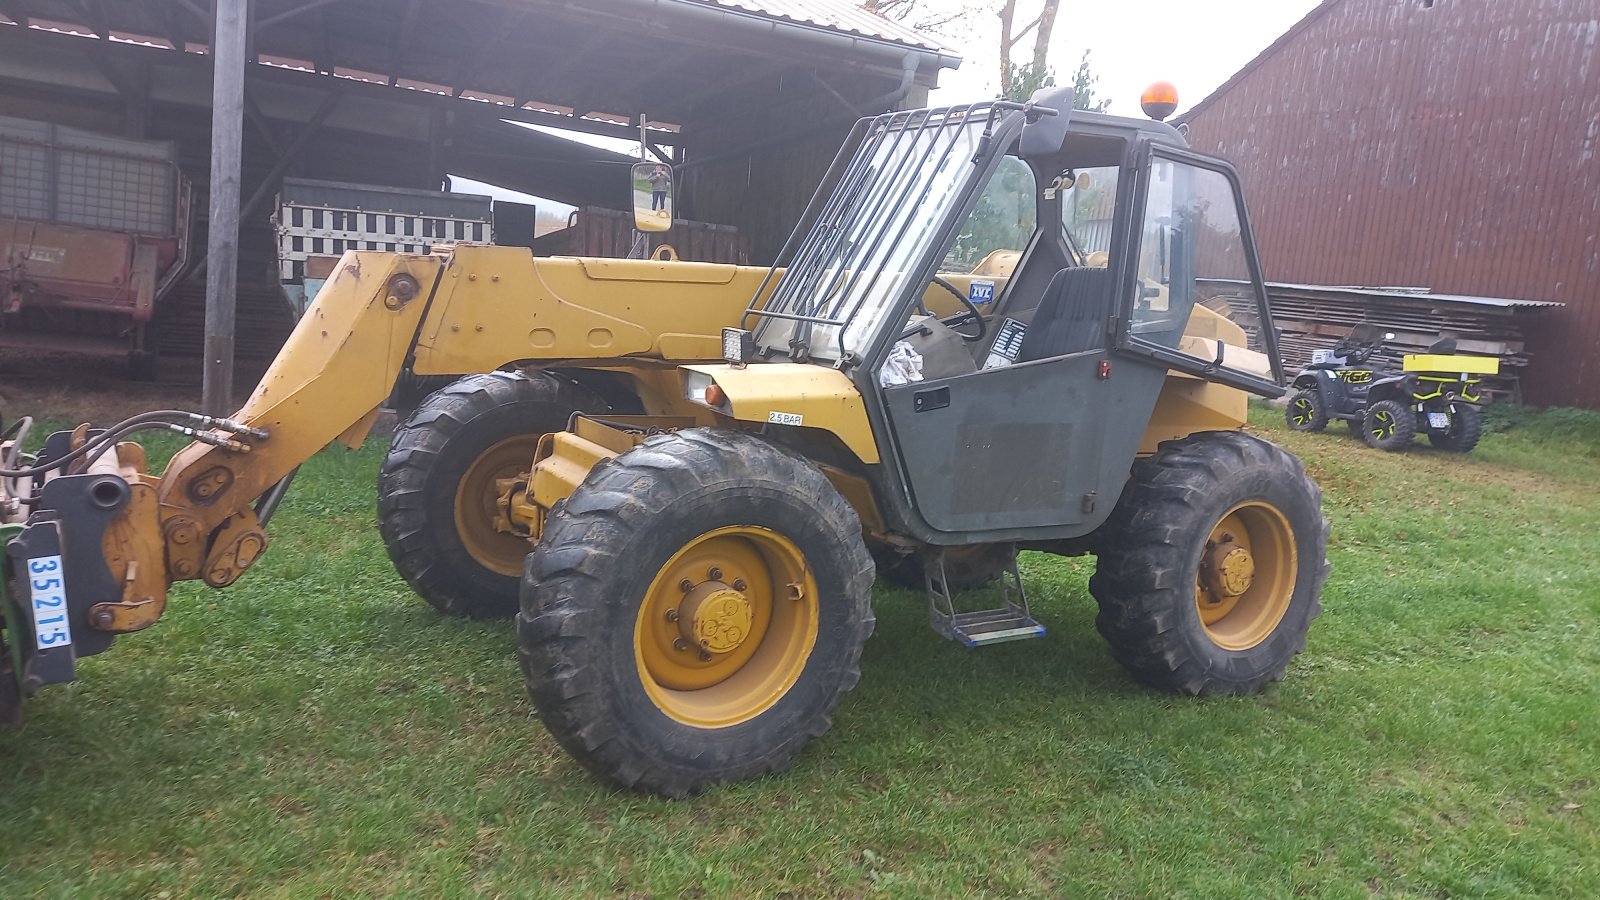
673,637,690,652
732,579,747,592
708,567,723,581
664,609,679,622
679,579,694,593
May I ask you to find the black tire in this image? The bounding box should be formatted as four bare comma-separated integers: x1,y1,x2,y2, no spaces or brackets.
1089,431,1329,695
1285,389,1328,432
1363,399,1416,451
377,371,605,618
388,371,459,417
1428,403,1483,453
873,542,1016,591
517,429,876,797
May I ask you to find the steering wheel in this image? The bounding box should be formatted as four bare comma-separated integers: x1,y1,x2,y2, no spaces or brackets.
929,275,987,342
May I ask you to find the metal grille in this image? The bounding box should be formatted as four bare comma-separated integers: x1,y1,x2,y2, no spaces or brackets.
746,102,1011,361
0,134,178,235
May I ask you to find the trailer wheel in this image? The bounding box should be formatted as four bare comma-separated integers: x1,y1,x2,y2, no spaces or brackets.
1364,399,1415,451
1428,404,1482,453
378,371,605,618
518,428,875,797
1089,431,1329,695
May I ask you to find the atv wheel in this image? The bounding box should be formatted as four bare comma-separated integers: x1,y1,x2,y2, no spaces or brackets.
1089,431,1329,695
518,429,875,796
1285,390,1328,432
873,542,1017,591
1428,404,1483,453
1364,399,1415,451
378,371,605,618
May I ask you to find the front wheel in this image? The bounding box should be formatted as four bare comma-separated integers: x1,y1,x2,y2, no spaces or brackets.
1428,404,1483,453
1089,432,1329,695
1285,390,1328,432
1363,399,1416,451
517,429,876,796
377,371,606,618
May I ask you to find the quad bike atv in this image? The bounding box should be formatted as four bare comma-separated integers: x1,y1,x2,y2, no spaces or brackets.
1,88,1330,796
1286,323,1499,453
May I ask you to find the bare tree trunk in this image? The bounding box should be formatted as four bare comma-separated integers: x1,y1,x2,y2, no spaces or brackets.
998,0,1017,96
1031,0,1060,74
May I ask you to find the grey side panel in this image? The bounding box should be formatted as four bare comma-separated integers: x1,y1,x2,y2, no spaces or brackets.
883,351,1164,534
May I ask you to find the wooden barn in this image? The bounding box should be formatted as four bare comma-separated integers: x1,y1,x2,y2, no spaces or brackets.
0,0,959,396
1178,0,1599,409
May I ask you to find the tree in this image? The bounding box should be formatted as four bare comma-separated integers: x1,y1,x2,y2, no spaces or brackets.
863,0,977,37
997,0,1060,99
1070,50,1113,112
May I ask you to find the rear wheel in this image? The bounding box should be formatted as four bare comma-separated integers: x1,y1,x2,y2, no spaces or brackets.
1285,390,1328,432
1428,404,1482,453
518,429,875,796
1089,431,1329,695
377,371,605,618
1364,399,1415,451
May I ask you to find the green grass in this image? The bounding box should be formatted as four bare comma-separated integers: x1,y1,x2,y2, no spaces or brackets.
2,407,1597,897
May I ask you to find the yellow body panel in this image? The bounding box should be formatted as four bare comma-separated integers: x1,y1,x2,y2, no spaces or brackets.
1402,354,1500,375
1139,374,1248,455
681,363,881,464
411,246,772,373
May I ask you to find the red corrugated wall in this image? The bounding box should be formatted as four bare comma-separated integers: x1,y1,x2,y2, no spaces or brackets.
1181,0,1600,409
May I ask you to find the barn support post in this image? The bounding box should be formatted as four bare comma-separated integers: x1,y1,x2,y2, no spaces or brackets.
203,0,249,415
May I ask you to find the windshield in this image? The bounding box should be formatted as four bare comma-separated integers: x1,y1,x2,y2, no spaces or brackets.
752,105,999,362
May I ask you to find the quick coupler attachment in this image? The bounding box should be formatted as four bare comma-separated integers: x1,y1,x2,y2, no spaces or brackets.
3,471,131,696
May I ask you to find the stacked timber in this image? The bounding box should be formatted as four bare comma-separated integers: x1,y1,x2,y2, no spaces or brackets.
1261,283,1559,403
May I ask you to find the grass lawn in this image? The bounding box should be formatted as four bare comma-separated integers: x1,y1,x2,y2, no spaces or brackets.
1,404,1596,897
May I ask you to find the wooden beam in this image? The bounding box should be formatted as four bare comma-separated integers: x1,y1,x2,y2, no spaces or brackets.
237,90,341,222
169,0,209,25
241,84,288,159
203,0,249,415
255,0,338,30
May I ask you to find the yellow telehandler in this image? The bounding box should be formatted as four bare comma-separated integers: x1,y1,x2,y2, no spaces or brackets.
1,89,1328,795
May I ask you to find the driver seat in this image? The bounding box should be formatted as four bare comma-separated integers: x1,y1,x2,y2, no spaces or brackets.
1015,267,1115,363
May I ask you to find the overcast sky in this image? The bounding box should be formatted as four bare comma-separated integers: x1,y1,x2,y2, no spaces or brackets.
459,0,1325,212
928,0,1324,115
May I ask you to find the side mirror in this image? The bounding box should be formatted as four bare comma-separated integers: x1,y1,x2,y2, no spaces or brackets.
632,162,674,232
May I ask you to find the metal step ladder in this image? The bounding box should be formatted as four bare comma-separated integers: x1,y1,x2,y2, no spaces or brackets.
925,549,1045,647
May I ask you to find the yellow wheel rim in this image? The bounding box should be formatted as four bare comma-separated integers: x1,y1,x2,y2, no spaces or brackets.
1194,502,1297,651
452,435,539,577
635,526,819,728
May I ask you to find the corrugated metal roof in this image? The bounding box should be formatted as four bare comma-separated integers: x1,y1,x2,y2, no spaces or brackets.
686,0,958,56
1269,283,1566,310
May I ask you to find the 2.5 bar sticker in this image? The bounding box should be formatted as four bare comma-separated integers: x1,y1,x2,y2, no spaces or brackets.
27,555,72,649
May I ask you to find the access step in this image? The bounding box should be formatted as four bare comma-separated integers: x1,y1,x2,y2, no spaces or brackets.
924,546,1046,647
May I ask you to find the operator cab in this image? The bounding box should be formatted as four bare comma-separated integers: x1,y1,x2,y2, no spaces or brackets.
735,90,1284,544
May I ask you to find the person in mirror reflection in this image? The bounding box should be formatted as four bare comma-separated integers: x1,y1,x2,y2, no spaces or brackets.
649,165,671,211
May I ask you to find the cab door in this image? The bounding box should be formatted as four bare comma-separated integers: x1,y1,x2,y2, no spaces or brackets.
1113,143,1284,393
878,153,1167,538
